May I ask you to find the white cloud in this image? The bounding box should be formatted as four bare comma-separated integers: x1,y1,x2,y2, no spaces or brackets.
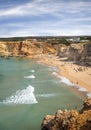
0,0,91,17
0,0,91,37
0,20,91,38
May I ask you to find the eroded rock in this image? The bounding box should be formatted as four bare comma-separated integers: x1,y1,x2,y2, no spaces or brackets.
41,98,91,130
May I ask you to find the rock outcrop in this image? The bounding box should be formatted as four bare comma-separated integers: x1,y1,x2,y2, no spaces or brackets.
0,41,56,57
68,43,91,66
67,43,84,62
0,40,91,66
58,43,91,66
41,98,91,130
80,43,91,66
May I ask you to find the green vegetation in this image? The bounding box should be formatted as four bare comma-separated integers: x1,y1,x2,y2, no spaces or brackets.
0,36,91,44
80,36,91,41
0,37,25,42
48,38,71,46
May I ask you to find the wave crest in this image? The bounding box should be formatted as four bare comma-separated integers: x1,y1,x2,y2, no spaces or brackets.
1,85,37,105
24,75,35,79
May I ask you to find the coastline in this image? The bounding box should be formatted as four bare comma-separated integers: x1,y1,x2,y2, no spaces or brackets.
32,54,91,98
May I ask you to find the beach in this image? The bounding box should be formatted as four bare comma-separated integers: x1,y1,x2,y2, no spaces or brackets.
34,54,91,96
0,57,84,130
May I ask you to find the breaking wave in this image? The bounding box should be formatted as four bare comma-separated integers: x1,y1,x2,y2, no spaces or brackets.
24,75,35,79
52,71,89,94
60,76,74,86
78,87,88,92
30,70,35,73
1,85,37,105
52,72,74,86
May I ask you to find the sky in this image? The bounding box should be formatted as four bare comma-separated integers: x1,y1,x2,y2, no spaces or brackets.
0,0,91,37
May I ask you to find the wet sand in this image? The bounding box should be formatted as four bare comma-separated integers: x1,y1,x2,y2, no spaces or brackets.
33,54,91,97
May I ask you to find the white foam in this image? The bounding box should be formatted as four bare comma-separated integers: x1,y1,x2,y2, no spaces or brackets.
52,72,58,76
30,70,35,73
87,93,91,98
52,72,74,86
78,87,88,92
52,71,90,96
24,75,35,79
60,76,75,86
2,85,37,105
52,72,62,79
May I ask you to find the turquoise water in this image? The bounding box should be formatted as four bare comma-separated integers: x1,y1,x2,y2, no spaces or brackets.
0,58,83,130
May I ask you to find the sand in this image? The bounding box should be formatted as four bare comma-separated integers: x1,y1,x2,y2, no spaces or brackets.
33,54,91,95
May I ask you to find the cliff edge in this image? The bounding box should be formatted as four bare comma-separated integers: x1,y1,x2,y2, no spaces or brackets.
0,41,91,66
0,41,56,57
41,98,91,130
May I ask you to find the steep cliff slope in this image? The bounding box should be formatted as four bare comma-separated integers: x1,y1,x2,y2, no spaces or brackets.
67,43,91,66
0,41,91,66
80,43,91,66
41,98,91,130
58,43,91,66
0,41,56,57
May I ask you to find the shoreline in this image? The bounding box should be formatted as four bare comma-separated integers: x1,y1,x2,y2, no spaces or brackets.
1,54,91,99
32,54,91,99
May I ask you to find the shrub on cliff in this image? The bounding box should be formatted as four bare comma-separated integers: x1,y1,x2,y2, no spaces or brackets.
49,38,70,46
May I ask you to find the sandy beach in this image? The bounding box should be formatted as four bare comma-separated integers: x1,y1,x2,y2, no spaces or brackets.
33,54,91,97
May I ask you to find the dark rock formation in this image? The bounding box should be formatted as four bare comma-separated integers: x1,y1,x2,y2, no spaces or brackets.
67,44,83,62
41,98,91,130
80,98,91,113
69,43,91,66
58,43,91,66
80,43,91,66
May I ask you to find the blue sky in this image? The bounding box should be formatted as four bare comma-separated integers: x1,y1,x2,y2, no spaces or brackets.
0,0,91,37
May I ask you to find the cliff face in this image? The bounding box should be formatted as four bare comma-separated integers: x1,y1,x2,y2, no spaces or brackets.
68,43,91,66
41,98,91,130
80,43,91,66
58,43,91,66
0,41,56,57
67,44,84,62
0,41,91,66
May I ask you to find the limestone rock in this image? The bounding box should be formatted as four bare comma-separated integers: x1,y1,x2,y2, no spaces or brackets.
0,41,56,57
80,43,91,66
41,98,91,130
80,98,91,112
67,43,83,62
68,43,91,66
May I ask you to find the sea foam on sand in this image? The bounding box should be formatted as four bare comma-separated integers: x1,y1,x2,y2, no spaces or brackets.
52,72,74,86
52,71,91,98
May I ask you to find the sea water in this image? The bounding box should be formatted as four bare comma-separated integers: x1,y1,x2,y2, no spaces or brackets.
0,57,83,130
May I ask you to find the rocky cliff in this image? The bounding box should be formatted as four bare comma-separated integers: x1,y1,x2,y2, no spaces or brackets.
41,98,91,130
80,43,91,66
0,41,56,57
0,40,91,66
58,43,91,66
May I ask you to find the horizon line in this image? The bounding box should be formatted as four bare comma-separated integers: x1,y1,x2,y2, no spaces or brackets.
0,35,91,39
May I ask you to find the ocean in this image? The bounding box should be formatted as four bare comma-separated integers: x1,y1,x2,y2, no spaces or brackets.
0,57,83,130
